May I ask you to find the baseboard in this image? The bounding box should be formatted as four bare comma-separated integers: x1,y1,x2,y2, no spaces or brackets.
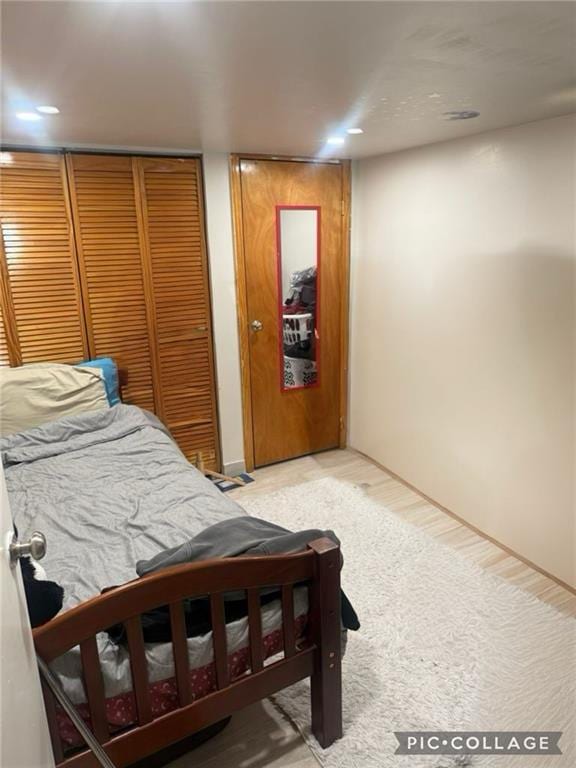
350,448,576,596
222,459,247,477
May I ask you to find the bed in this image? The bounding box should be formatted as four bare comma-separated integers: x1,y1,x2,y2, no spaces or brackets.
2,403,342,767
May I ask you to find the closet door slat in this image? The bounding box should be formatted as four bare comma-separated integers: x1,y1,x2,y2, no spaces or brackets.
135,157,220,470
0,305,9,367
0,151,88,363
0,237,20,366
66,154,158,412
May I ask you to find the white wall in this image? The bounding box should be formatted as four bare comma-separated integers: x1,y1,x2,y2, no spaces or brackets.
203,154,245,475
350,115,576,587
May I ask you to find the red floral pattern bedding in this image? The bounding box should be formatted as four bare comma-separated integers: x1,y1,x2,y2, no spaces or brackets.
58,615,307,749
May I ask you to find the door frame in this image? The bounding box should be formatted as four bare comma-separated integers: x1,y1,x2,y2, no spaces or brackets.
229,153,351,472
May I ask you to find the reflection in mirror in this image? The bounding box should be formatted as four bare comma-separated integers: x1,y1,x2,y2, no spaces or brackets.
277,207,320,390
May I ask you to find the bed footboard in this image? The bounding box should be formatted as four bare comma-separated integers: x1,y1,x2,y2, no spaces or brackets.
33,538,342,767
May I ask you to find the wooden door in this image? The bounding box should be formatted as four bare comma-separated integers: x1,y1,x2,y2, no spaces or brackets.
235,158,349,467
0,150,220,472
135,157,220,470
65,154,158,411
0,151,88,365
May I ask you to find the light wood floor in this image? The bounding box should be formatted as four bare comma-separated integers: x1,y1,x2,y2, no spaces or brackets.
169,448,575,768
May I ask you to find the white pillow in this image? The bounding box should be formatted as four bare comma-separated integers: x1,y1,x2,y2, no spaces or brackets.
0,363,110,437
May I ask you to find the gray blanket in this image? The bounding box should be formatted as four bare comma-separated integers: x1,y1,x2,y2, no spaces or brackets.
1,405,243,610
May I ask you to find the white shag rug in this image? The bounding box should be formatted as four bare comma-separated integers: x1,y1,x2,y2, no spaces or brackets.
240,478,576,768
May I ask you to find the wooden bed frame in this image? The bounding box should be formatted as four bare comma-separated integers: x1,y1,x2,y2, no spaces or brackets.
34,538,343,767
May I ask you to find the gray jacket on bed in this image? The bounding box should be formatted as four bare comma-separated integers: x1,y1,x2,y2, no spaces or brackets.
136,515,360,632
136,515,342,575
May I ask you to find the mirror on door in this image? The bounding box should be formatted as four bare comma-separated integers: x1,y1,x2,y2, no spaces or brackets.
276,206,320,390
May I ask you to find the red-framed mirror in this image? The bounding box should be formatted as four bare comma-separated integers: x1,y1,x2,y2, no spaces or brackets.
276,205,321,391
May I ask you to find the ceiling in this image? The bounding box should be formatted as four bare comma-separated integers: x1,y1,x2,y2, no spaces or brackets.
2,1,575,159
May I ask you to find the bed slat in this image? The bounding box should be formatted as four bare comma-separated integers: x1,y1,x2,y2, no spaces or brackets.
40,675,64,762
247,588,264,672
169,601,192,706
124,616,153,725
210,593,229,689
80,636,110,742
281,584,296,658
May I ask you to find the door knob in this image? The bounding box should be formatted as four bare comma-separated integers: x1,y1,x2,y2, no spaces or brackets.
250,320,263,332
9,531,47,568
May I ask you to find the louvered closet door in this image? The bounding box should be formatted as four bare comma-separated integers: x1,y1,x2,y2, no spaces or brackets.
0,151,88,363
66,154,157,411
135,157,220,470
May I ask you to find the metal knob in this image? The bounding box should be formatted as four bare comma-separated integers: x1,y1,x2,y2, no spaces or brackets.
250,320,263,332
9,531,47,567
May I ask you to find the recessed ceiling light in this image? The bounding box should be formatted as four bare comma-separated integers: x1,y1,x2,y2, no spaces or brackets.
16,112,43,122
346,128,364,135
36,105,60,114
428,92,442,99
444,110,480,120
326,136,345,146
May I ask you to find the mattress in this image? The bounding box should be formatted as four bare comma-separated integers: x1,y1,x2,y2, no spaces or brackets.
2,405,244,610
1,405,308,747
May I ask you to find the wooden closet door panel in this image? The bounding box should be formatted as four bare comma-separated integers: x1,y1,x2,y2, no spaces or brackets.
0,151,87,363
0,305,10,367
135,157,219,470
158,336,218,464
66,154,157,412
0,237,20,366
